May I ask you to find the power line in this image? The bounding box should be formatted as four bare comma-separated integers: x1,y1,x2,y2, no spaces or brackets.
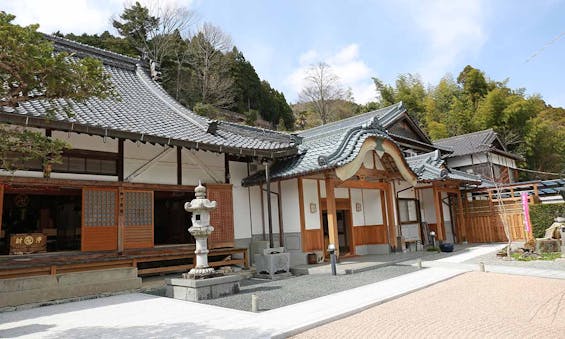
516,166,564,177
525,31,565,63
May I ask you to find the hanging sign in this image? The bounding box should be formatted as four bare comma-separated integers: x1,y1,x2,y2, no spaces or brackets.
520,192,531,234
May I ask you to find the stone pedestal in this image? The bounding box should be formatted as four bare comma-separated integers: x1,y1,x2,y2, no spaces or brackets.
254,247,290,279
166,275,241,301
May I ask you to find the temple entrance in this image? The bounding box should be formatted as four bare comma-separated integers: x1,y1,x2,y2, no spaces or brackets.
154,191,195,245
1,189,82,254
322,209,352,255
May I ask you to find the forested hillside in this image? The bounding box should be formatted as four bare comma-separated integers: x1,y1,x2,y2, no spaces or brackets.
362,66,564,178
56,2,294,130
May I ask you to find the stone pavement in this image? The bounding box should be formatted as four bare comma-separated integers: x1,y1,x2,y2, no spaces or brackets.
3,243,558,339
292,271,565,339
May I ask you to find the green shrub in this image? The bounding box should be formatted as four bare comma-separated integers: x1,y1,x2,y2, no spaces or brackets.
511,252,562,261
530,203,565,238
193,102,218,119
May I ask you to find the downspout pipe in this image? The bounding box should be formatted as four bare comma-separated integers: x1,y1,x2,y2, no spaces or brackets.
264,162,274,248
261,186,285,248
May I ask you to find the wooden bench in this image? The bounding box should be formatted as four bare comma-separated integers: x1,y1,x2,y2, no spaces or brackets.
135,247,248,276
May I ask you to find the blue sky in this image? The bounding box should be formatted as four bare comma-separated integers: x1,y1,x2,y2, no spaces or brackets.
2,0,564,107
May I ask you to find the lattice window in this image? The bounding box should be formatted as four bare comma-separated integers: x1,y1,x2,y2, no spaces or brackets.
125,191,152,226
84,189,117,227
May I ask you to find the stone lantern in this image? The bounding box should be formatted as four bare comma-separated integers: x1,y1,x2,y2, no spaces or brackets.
166,181,242,301
184,182,217,278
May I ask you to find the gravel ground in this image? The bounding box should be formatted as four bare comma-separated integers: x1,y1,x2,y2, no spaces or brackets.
293,272,565,339
198,265,419,312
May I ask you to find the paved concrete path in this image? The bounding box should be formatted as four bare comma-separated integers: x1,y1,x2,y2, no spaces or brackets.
292,271,565,339
1,243,542,339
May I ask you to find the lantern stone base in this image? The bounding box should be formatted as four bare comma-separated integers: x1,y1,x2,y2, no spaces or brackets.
165,274,241,301
254,248,290,279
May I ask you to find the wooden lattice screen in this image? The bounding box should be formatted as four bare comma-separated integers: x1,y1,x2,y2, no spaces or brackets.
82,187,118,251
123,190,154,249
206,184,234,249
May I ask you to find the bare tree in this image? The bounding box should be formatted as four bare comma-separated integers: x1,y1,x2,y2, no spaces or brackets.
114,1,196,65
299,62,346,124
188,23,235,108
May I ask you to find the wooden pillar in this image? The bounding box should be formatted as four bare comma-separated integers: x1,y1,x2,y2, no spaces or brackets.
325,176,339,257
0,184,3,237
385,183,396,250
433,186,445,241
277,181,285,248
176,146,182,185
117,139,124,182
457,191,466,242
298,178,307,251
117,187,125,253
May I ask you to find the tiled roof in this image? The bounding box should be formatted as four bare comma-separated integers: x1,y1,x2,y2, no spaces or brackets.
433,129,522,161
0,35,297,158
433,129,497,157
242,105,406,186
405,150,481,184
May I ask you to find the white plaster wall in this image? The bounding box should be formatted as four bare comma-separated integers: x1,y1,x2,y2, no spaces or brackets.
335,188,349,199
123,142,176,184
490,153,517,168
395,180,416,199
363,189,383,225
302,179,320,230
280,179,301,233
419,188,436,224
350,188,365,226
262,182,280,234
363,152,375,169
319,181,348,199
229,161,251,240
374,154,385,170
181,149,224,185
249,186,263,236
52,131,118,153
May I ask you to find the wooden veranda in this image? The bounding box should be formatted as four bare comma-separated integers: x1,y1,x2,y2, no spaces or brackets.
0,245,248,279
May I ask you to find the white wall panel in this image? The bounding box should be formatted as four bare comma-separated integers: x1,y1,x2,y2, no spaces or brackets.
335,187,349,199
262,182,280,234
303,179,320,230
363,189,383,225
420,188,436,223
230,161,251,239
280,179,301,233
249,186,263,236
53,131,117,152
350,189,365,226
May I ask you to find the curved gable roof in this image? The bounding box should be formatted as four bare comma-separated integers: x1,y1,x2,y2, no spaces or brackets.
242,104,417,186
0,35,297,158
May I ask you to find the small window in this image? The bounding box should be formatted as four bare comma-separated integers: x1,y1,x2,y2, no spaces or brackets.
398,199,418,223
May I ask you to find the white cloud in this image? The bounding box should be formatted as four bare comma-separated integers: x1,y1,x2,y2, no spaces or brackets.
287,44,376,104
0,0,195,35
404,0,488,82
1,0,121,34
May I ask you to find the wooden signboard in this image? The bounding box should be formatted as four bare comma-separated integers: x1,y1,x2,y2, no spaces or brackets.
10,233,47,254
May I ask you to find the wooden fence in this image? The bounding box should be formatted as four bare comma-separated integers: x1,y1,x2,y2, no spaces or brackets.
461,199,529,243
